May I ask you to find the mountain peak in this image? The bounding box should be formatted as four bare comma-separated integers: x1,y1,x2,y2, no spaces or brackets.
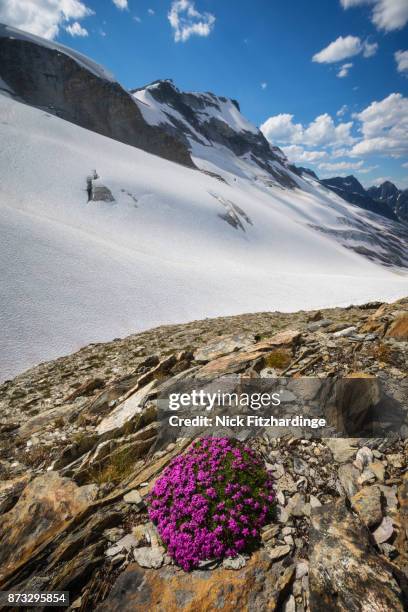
132,79,296,187
133,79,241,114
321,175,366,196
319,174,408,224
382,180,398,189
320,174,399,221
366,180,407,223
368,180,399,196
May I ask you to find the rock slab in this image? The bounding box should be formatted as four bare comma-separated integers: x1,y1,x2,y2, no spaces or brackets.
309,499,405,611
97,551,294,611
0,472,95,584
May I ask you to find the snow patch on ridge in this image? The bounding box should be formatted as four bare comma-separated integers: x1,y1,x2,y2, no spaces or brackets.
132,82,258,136
194,94,258,134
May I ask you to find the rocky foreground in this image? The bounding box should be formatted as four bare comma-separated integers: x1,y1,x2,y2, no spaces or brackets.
0,299,407,611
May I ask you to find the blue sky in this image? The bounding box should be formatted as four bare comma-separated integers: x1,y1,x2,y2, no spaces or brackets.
1,0,408,188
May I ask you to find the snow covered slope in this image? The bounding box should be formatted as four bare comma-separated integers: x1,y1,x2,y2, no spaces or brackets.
0,92,407,381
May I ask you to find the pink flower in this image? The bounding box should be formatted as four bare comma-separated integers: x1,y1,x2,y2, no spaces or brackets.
146,437,276,571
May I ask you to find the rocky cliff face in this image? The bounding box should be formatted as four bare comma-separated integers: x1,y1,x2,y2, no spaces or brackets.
0,299,407,610
368,180,400,206
0,25,194,168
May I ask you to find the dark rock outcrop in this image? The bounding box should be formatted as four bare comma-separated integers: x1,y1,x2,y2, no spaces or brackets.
368,180,400,207
395,190,408,224
292,166,319,180
0,28,194,168
369,181,408,224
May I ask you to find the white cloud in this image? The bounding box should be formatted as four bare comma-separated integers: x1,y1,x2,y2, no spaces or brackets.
319,162,380,179
351,93,408,157
340,0,373,7
305,114,355,147
168,0,215,42
351,136,407,156
337,62,353,77
360,93,407,135
148,8,155,16
363,41,378,57
395,50,408,74
331,147,352,158
262,94,407,181
313,35,363,63
0,0,94,40
357,165,379,173
341,0,408,32
133,15,142,23
313,36,378,64
282,145,328,164
337,104,349,117
260,114,303,143
65,21,88,36
112,0,128,9
318,160,365,171
261,82,268,90
260,113,355,149
372,0,408,31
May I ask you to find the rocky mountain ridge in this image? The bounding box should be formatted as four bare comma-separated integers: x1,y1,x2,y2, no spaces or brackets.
0,23,298,191
131,79,297,189
0,299,407,610
0,24,194,168
321,175,408,224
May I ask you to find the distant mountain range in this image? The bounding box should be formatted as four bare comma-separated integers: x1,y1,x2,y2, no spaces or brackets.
320,175,407,224
130,79,408,227
368,181,408,224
